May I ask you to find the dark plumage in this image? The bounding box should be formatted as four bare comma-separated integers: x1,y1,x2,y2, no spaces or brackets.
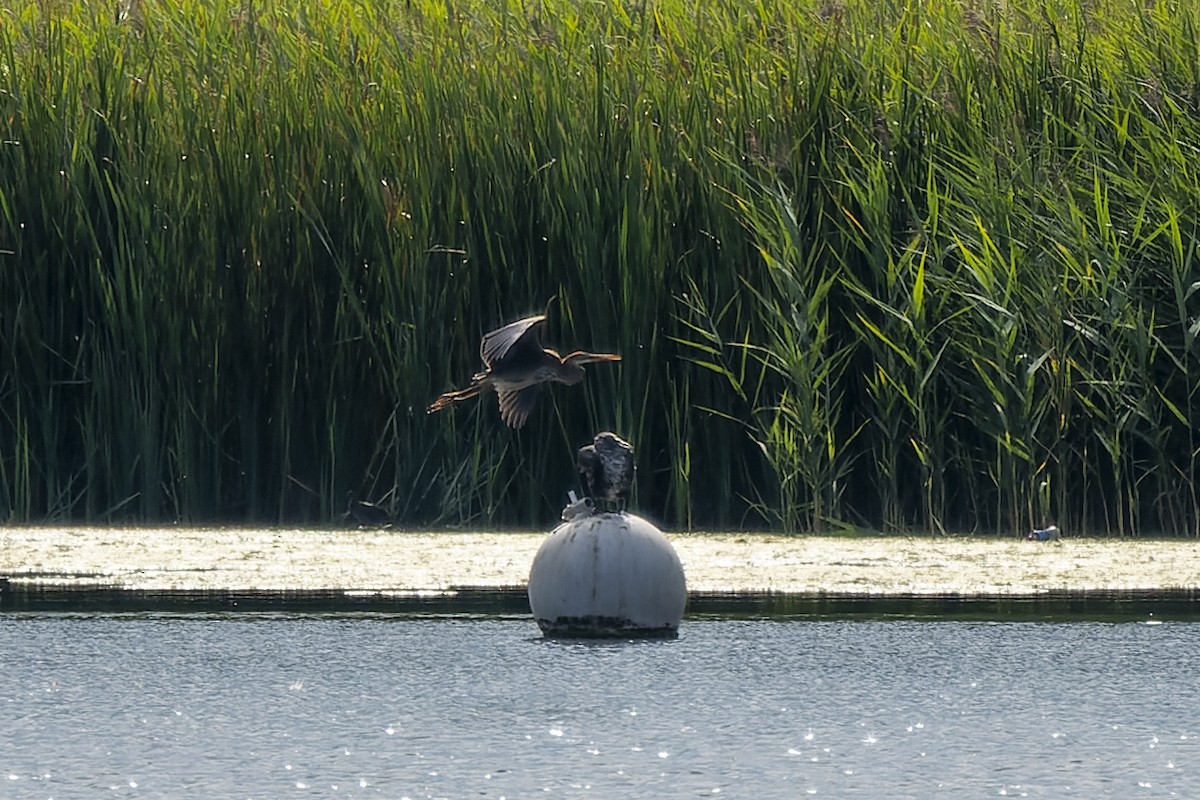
346,491,394,528
577,432,635,510
427,310,621,429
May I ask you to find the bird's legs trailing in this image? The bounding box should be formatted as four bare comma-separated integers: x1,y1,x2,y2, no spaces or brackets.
427,373,491,414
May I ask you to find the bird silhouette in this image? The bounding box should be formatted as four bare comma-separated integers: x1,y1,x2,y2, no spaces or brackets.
345,491,394,528
577,432,635,511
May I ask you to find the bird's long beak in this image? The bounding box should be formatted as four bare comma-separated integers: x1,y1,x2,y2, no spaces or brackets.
566,351,622,365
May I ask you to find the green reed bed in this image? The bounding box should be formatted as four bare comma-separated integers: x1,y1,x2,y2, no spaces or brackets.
0,0,1197,534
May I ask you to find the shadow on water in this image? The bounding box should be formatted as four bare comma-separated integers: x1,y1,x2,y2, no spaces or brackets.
688,588,1200,622
3,578,1200,621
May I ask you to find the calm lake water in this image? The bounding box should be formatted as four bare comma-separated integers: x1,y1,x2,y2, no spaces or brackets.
1,614,1196,798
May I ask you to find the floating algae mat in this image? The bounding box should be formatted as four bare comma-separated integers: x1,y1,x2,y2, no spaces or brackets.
2,528,1199,617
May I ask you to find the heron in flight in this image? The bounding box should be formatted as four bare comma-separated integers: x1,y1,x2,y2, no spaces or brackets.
427,310,621,429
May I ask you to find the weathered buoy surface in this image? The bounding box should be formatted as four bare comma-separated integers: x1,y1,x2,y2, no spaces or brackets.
527,512,686,638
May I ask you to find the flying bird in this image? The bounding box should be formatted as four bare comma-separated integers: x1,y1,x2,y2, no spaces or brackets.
427,310,621,429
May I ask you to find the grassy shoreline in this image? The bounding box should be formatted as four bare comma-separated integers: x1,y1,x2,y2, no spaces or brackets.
1,0,1198,534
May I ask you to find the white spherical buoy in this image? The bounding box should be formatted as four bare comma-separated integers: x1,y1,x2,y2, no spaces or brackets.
527,512,687,638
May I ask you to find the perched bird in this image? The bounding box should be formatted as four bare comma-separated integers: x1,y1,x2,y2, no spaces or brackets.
577,432,635,511
346,490,394,528
427,310,621,429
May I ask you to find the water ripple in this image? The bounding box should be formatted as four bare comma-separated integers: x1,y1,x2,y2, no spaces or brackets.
0,616,1196,798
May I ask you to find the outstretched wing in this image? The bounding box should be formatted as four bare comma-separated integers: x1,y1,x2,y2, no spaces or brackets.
480,314,545,369
496,385,542,429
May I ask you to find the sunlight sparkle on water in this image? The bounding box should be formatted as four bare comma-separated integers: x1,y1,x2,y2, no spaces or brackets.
2,616,1198,798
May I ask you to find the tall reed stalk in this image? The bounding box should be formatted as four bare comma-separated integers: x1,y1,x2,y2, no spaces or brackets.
1,0,1197,534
